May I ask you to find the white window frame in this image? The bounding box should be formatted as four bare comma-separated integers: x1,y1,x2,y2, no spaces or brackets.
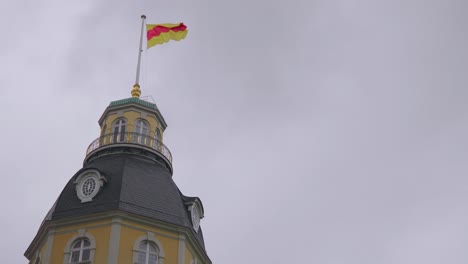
112,118,127,143
135,119,150,135
69,238,92,263
134,119,151,145
154,128,162,150
63,230,96,264
136,240,159,264
74,169,106,203
133,233,165,264
187,199,204,233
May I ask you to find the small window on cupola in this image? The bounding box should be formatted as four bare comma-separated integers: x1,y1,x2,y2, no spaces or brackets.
154,128,162,149
134,119,150,145
112,119,126,143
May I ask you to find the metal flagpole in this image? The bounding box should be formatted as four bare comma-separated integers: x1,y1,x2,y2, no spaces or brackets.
131,15,146,98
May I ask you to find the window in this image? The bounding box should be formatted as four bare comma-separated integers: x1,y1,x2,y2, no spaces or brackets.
74,169,106,203
82,178,97,196
188,200,204,233
135,119,150,135
154,129,161,149
133,234,165,264
69,238,91,263
112,119,126,143
134,119,150,145
191,204,201,232
136,240,159,264
64,231,96,264
155,129,161,141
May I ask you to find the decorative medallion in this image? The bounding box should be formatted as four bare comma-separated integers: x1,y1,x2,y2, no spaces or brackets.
74,169,106,203
191,203,201,232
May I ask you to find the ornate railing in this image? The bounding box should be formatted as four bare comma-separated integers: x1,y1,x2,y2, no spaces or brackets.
86,132,172,163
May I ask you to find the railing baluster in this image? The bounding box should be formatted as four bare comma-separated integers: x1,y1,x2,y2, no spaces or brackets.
86,132,172,163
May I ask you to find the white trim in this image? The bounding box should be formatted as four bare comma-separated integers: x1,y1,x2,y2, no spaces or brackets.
33,250,41,264
74,169,106,203
187,200,204,219
42,228,55,264
187,200,204,233
178,234,185,264
107,218,122,264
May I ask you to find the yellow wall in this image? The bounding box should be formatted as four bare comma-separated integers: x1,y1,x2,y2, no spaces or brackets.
101,109,163,140
33,218,206,264
118,220,179,264
49,220,111,264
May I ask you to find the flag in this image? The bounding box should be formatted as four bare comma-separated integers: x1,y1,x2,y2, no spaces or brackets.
146,23,188,48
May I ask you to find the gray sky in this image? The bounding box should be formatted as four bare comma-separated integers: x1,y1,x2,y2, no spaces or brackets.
1,0,468,263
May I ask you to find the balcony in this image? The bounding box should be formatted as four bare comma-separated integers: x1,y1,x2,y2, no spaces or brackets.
85,132,172,164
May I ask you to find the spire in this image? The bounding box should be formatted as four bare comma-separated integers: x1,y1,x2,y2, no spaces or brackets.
132,15,146,99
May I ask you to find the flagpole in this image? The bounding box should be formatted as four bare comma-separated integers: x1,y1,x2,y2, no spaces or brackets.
131,15,146,98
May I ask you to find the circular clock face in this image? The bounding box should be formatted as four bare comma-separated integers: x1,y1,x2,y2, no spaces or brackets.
191,204,200,232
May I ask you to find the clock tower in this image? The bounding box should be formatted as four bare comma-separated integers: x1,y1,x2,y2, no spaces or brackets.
25,89,211,264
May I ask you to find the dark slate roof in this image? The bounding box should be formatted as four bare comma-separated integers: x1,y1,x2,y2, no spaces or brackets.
48,153,205,249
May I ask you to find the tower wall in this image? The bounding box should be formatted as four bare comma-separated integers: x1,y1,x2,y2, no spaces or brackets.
100,107,165,139
50,219,112,263
26,98,210,264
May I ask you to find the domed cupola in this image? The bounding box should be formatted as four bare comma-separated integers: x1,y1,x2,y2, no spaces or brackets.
85,96,173,174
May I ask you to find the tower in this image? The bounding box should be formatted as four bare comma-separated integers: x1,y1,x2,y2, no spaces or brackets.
25,91,211,264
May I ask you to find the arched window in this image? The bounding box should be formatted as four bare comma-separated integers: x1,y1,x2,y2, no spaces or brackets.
133,234,165,264
136,240,159,264
135,119,150,135
69,238,91,263
134,119,150,145
154,128,161,149
64,231,96,264
112,119,126,143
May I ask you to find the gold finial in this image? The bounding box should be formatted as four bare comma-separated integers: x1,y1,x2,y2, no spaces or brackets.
131,84,141,98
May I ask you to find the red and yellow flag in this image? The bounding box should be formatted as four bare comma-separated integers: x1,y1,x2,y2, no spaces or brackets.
146,23,188,48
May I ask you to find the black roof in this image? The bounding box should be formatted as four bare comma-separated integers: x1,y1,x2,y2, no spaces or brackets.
45,153,205,249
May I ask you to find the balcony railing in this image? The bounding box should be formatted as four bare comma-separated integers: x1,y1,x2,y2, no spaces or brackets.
86,132,172,163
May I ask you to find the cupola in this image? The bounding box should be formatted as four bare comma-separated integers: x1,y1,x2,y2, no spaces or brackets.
85,96,172,173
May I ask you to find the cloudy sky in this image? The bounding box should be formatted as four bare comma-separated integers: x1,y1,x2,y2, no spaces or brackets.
1,0,468,263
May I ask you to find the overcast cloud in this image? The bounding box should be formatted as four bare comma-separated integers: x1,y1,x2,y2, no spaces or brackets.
1,0,468,263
